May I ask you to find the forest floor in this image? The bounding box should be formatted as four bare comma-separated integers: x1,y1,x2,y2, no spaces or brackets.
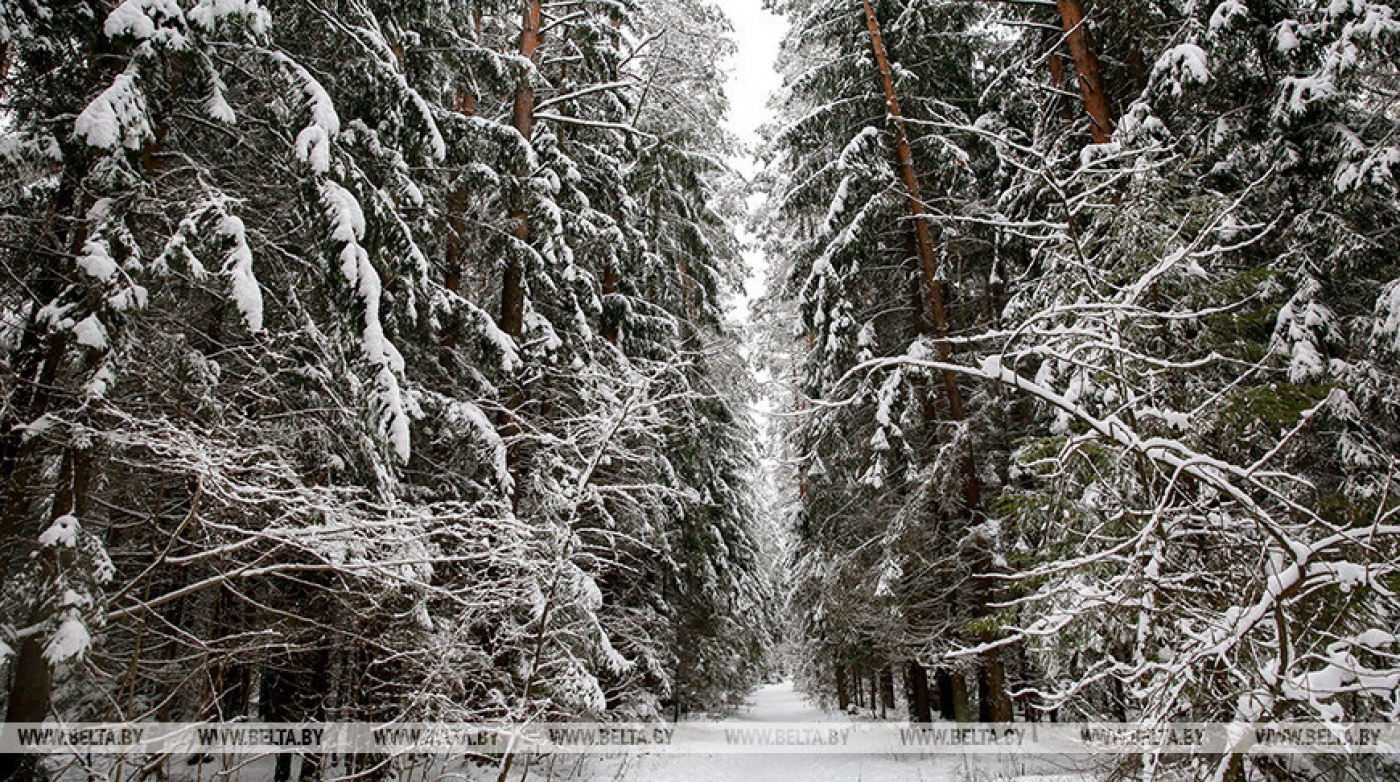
48,683,1098,780
513,681,1096,782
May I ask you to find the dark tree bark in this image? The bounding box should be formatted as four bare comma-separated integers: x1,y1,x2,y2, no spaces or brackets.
936,667,972,722
835,664,850,712
880,666,896,718
601,262,620,344
907,662,933,723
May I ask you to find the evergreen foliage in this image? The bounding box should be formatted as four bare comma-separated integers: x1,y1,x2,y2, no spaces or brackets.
0,1,772,777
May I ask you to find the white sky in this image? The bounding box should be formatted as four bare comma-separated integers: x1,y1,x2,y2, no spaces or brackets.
712,0,788,323
713,0,786,168
711,0,786,477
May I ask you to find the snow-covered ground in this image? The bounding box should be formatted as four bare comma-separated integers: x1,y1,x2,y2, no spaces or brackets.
46,683,1095,781
513,681,1094,782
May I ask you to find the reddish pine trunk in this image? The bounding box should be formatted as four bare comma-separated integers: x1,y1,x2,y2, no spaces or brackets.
861,0,1013,723
501,0,542,338
1055,0,1114,143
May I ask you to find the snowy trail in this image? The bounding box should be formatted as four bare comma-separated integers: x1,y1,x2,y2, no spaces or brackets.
580,682,1089,782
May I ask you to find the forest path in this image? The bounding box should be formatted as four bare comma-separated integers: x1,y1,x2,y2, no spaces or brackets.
587,681,1087,782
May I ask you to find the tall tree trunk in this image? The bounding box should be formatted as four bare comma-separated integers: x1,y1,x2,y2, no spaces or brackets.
1055,0,1114,143
501,0,543,339
907,661,933,723
492,0,545,512
861,0,1012,723
0,638,52,780
978,657,1012,722
950,672,972,723
0,158,91,779
835,664,850,712
936,667,970,722
879,671,890,721
2,446,93,780
880,666,896,717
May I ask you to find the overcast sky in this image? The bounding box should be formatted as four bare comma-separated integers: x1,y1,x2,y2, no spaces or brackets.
711,0,787,322
712,0,786,164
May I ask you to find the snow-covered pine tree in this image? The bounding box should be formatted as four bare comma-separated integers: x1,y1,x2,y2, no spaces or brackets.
766,0,1400,773
976,0,1400,757
762,0,1020,722
1,1,770,777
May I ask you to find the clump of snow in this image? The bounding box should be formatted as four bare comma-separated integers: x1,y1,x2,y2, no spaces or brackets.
104,0,186,45
1142,407,1192,432
320,181,365,246
219,215,263,332
1373,280,1400,353
824,176,852,232
1273,278,1336,381
188,0,271,34
870,428,891,452
77,238,117,281
38,515,80,547
72,314,108,349
1281,76,1335,116
205,71,236,124
405,90,446,163
525,306,564,353
273,53,340,173
19,414,57,444
577,570,604,610
855,322,877,363
1355,629,1396,649
86,365,116,400
1312,560,1372,592
296,126,332,174
1210,0,1249,33
861,461,885,489
109,283,149,312
1115,100,1171,143
1154,44,1211,95
43,616,91,664
1276,21,1301,53
318,181,411,462
1336,138,1400,193
0,639,12,662
61,590,90,609
74,71,152,151
1079,142,1122,170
